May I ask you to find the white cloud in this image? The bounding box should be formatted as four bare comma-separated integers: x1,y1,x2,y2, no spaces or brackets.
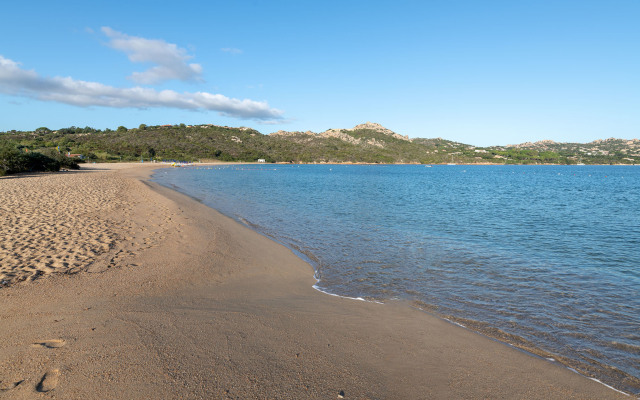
102,27,203,84
221,48,243,55
0,55,283,120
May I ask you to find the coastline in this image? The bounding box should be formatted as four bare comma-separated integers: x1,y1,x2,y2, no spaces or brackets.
0,163,630,399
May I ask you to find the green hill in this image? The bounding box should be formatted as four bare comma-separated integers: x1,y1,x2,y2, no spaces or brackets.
2,123,639,171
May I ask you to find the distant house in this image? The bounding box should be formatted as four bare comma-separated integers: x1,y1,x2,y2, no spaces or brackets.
257,159,266,163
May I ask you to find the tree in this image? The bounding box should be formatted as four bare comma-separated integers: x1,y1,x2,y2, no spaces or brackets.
139,124,147,130
0,145,23,175
117,126,127,133
82,126,98,133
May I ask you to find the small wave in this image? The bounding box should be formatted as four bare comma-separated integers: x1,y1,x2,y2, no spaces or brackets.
443,318,466,328
312,284,384,304
587,377,630,396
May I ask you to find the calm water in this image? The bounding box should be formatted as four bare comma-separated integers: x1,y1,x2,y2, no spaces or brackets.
153,164,640,394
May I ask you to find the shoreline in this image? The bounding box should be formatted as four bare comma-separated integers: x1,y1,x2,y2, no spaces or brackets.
0,163,631,398
153,162,640,395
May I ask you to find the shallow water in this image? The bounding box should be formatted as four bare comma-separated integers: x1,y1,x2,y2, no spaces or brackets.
153,164,640,394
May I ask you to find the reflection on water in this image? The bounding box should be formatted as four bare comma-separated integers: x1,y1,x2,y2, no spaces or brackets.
154,164,640,394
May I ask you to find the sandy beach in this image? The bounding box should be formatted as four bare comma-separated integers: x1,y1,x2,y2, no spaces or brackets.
0,163,629,399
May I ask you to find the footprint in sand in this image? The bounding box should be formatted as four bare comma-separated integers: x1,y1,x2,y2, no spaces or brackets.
32,339,66,349
0,380,24,391
37,369,60,392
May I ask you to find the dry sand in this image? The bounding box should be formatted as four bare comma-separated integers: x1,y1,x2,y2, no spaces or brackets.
0,163,630,399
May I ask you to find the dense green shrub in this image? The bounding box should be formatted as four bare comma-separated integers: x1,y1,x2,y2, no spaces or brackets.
0,145,29,175
37,148,80,170
0,144,78,176
24,152,62,172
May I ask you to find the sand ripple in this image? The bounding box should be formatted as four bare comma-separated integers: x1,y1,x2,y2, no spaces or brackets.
0,170,140,286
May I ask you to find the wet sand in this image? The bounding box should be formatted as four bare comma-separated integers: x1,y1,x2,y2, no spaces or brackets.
0,163,629,399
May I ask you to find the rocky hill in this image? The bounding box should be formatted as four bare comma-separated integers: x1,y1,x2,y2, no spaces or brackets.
1,123,639,165
270,122,410,146
489,138,640,164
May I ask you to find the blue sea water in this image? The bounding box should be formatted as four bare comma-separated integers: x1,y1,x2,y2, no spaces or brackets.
153,164,640,394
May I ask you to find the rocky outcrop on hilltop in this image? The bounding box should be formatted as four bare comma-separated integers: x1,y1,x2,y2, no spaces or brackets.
319,128,362,145
589,138,640,145
506,140,559,149
269,122,410,147
349,122,410,141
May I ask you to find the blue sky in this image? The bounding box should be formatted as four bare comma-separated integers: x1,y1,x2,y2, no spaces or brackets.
1,0,638,146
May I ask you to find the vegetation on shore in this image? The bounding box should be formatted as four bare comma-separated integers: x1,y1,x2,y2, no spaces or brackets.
0,142,79,176
1,123,638,173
